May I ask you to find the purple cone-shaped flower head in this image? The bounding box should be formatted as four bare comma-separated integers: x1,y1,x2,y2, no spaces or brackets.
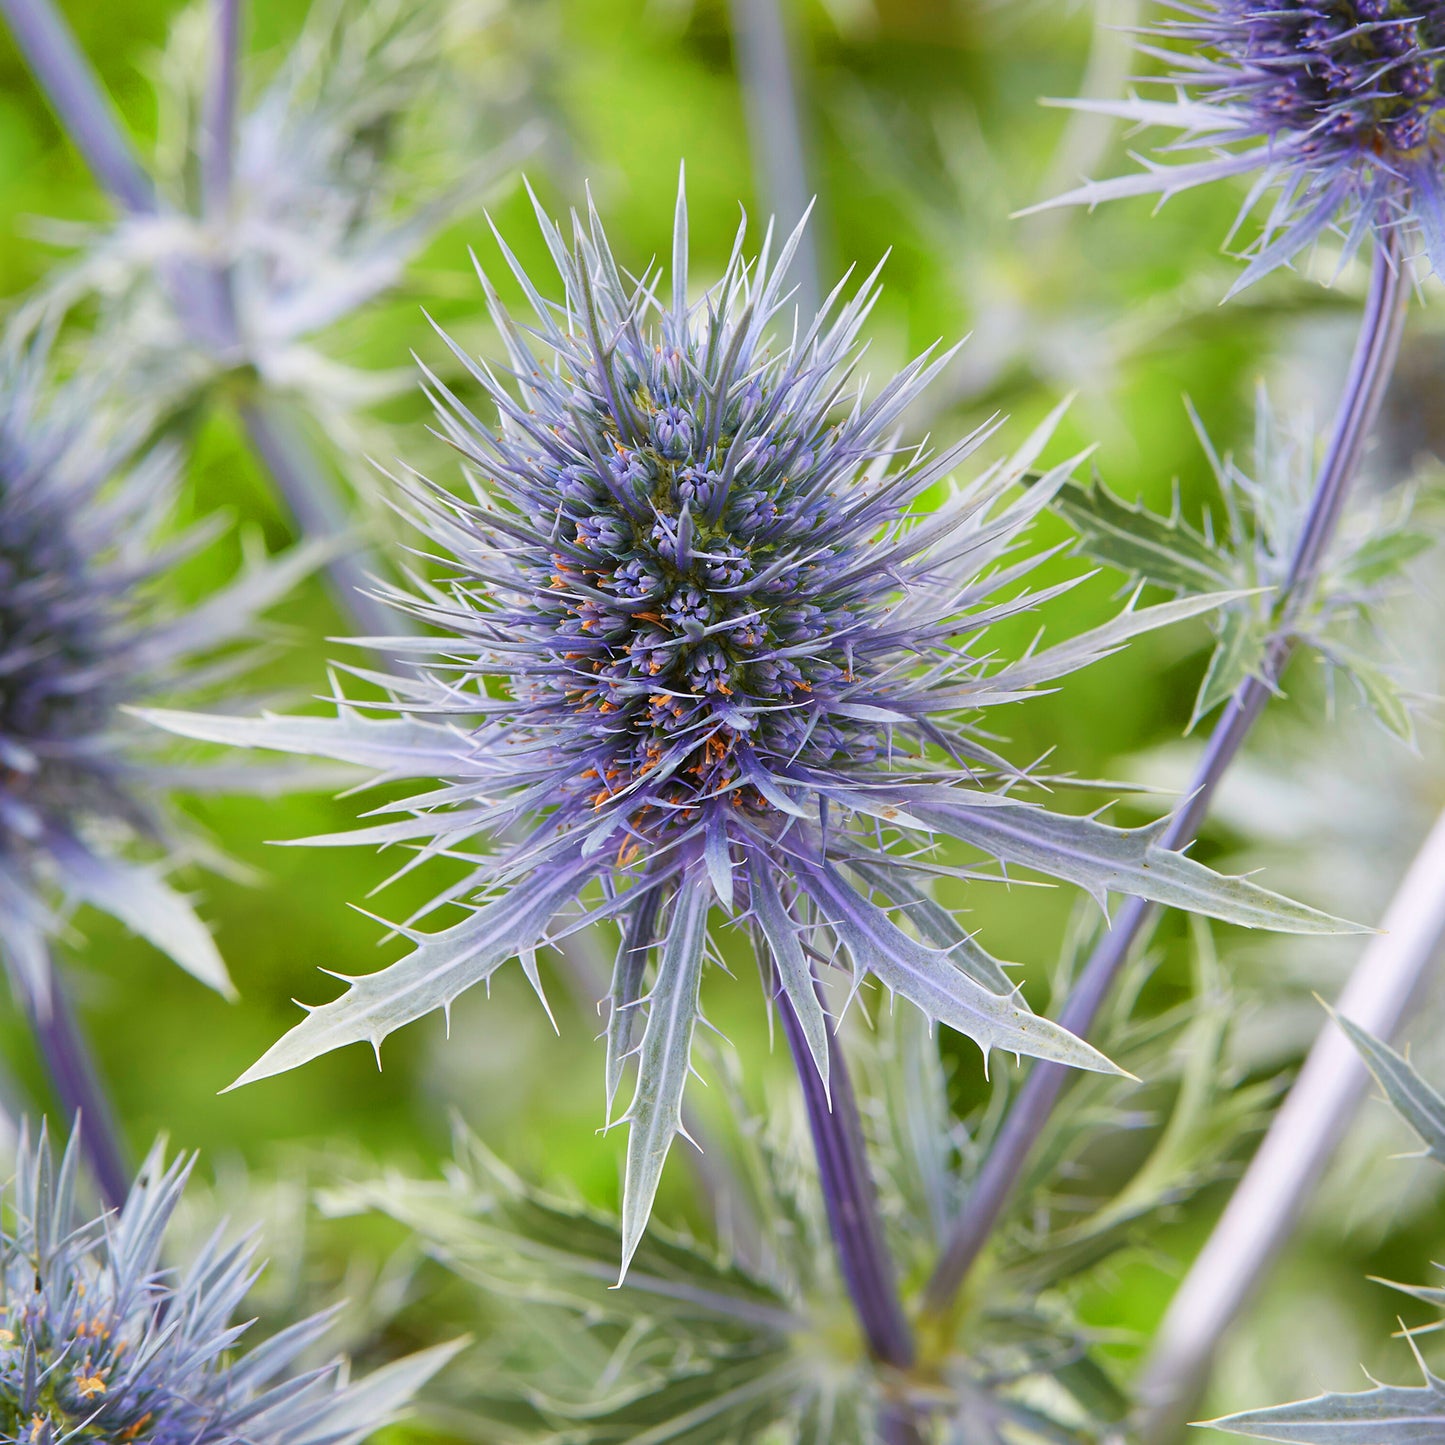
146,177,1356,1274
0,1121,459,1445
0,334,321,1012
1030,1,1445,290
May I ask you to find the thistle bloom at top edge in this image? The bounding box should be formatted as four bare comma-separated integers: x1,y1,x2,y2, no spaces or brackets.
144,176,1359,1273
1028,1,1445,292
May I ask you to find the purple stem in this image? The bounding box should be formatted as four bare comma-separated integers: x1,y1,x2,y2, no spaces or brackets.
726,0,822,319
28,958,130,1210
922,231,1410,1318
0,0,154,214
201,0,240,223
779,980,922,1442
237,399,403,644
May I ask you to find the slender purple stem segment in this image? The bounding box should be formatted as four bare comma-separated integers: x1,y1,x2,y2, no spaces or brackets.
0,0,154,215
202,0,240,221
922,231,1410,1318
726,0,822,318
29,958,130,1210
779,981,923,1442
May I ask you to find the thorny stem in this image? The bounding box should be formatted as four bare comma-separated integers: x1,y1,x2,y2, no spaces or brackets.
0,0,407,647
779,982,922,1442
1135,806,1445,1442
28,957,130,1211
727,0,823,319
922,230,1410,1319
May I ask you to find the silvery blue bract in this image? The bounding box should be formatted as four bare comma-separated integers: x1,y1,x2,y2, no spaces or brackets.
146,179,1357,1272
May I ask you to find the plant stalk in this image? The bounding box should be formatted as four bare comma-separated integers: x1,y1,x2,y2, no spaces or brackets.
28,958,130,1210
922,231,1409,1318
726,0,822,319
0,0,155,214
1135,805,1445,1442
779,981,921,1443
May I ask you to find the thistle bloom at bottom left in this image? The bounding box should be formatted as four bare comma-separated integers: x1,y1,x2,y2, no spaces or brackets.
0,1124,460,1445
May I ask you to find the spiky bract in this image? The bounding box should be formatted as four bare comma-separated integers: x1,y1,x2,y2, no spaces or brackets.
0,1124,458,1445
147,182,1356,1272
1035,2,1445,290
0,337,318,1010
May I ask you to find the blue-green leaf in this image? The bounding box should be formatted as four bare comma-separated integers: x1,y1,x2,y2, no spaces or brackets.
1335,1013,1445,1166
1208,1376,1445,1443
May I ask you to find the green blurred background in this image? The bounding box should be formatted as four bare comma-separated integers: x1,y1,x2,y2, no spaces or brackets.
2,0,1442,1426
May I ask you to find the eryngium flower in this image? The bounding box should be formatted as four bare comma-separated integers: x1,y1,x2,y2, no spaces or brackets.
0,336,317,1010
1032,1,1445,289
146,182,1353,1271
0,1123,459,1445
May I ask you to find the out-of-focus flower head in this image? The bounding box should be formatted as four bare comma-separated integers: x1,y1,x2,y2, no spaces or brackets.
30,0,539,457
0,1121,460,1445
0,331,319,1013
148,179,1353,1274
1030,1,1445,291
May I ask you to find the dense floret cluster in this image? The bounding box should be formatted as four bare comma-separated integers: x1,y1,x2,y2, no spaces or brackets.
151,184,1348,1274
1037,1,1445,286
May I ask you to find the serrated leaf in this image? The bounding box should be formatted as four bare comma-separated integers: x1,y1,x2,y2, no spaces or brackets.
1334,650,1416,742
1049,474,1238,595
1335,1013,1445,1166
606,888,660,1121
1190,609,1269,730
620,879,710,1280
315,1338,470,1445
908,793,1360,934
1208,1376,1445,1443
229,853,594,1088
1002,590,1251,697
794,854,1126,1075
847,859,1014,994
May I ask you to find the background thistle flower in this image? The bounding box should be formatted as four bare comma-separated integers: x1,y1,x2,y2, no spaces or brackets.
0,1122,460,1445
1030,1,1445,290
0,332,319,1011
147,179,1357,1274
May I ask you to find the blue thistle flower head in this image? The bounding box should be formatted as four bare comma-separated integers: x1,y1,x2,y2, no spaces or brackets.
148,177,1356,1273
0,333,320,1011
0,1122,459,1445
1031,1,1445,290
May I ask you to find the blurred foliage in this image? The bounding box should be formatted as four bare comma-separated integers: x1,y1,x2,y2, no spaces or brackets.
1,0,1444,1441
